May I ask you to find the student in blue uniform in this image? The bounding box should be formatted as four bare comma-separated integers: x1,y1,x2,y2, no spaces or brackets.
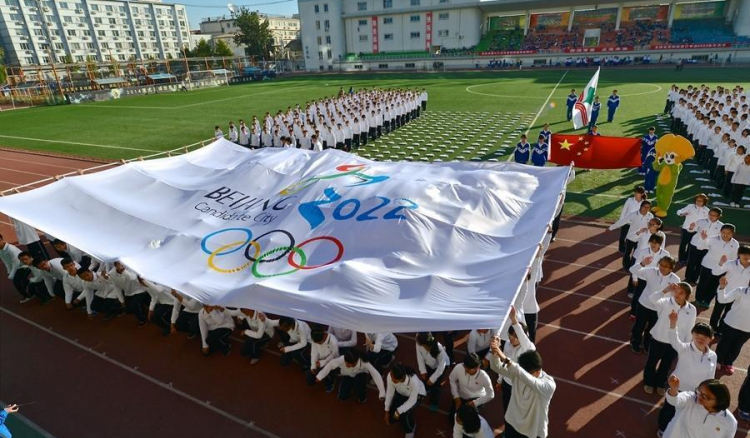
539,123,552,145
566,89,577,121
589,125,601,136
607,90,620,122
588,96,601,131
641,127,658,176
514,134,530,164
644,141,659,193
531,135,549,167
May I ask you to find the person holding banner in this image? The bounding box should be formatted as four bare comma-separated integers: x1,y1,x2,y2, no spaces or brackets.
607,90,620,123
316,349,386,404
415,332,450,411
237,308,275,365
366,332,399,373
588,97,601,131
641,127,658,176
198,305,235,357
384,363,426,438
566,89,577,122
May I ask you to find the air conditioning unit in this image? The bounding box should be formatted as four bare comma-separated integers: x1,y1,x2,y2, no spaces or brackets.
47,21,53,26
19,35,27,40
107,12,112,15
29,6,37,11
43,6,49,11
9,6,17,10
95,23,100,27
75,8,82,13
16,21,24,26
26,50,33,54
82,36,89,40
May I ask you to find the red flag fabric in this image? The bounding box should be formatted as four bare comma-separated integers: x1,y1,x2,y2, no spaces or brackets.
549,134,642,169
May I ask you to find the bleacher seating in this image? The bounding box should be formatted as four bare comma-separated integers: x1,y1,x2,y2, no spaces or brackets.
599,20,670,48
521,26,580,51
670,18,750,45
476,29,524,52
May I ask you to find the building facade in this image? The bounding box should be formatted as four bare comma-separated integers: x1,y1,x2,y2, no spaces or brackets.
199,13,301,57
0,0,191,66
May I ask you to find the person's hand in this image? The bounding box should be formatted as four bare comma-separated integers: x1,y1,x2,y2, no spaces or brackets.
4,404,18,414
73,299,80,305
426,379,433,387
668,374,680,391
315,361,321,369
700,230,708,240
637,227,647,235
420,373,428,381
454,398,461,409
258,312,266,322
631,278,638,287
466,400,475,407
393,411,400,420
719,276,728,289
384,412,391,425
689,222,696,231
170,324,177,334
66,303,73,309
148,310,154,321
315,377,321,384
101,271,109,279
509,304,518,325
379,395,385,401
719,255,728,265
170,289,179,298
279,346,286,354
668,310,678,328
495,382,503,392
201,347,210,355
643,256,654,265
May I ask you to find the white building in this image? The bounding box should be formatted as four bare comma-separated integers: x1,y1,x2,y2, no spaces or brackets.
0,0,191,66
199,13,301,57
298,0,481,71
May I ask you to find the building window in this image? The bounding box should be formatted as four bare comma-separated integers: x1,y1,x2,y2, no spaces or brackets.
59,2,68,8
439,0,448,3
318,51,323,59
384,33,393,40
327,49,332,59
357,2,366,11
98,30,105,36
358,19,367,26
410,31,420,38
314,4,319,13
438,12,448,20
410,15,420,22
410,0,419,5
354,64,363,70
438,29,449,37
323,3,328,12
359,35,368,41
378,63,388,69
315,20,320,30
90,4,98,10
317,36,322,44
382,0,392,9
405,63,415,68
20,43,30,50
383,17,392,24
325,35,331,44
324,19,329,30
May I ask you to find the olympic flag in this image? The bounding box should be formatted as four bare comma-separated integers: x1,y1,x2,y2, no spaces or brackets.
0,139,571,333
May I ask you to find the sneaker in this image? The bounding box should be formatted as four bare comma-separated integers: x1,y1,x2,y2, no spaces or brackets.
137,321,147,328
630,344,642,354
657,387,666,396
725,365,735,375
629,314,636,322
657,430,664,438
187,333,197,340
19,297,33,304
359,397,368,404
249,358,260,365
738,410,750,421
644,385,654,394
103,313,117,321
325,382,335,393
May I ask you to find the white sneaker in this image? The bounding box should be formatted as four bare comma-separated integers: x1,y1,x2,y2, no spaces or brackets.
250,359,260,365
20,297,33,304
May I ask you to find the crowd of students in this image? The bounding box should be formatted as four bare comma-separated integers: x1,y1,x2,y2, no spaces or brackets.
667,83,750,207
212,87,429,153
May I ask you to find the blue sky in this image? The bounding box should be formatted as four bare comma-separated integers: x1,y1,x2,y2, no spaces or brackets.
182,0,300,30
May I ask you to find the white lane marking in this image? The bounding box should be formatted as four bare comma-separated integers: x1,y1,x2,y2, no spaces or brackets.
0,135,158,152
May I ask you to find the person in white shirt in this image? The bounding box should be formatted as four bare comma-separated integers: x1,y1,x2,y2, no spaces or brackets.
414,332,449,411
306,328,340,392
628,234,669,312
60,258,84,309
634,217,666,254
685,207,723,283
449,353,494,421
723,144,745,197
214,125,223,140
489,343,555,438
365,332,398,373
631,256,680,353
384,363,426,438
614,186,647,253
32,257,69,299
328,326,357,355
467,329,497,363
172,291,202,339
710,245,750,335
675,194,709,264
228,122,238,143
454,405,494,438
0,234,32,303
694,224,738,307
10,217,48,261
663,375,736,438
657,314,716,434
644,283,697,395
17,251,54,304
270,316,311,369
311,134,323,152
109,261,151,327
501,305,536,416
78,267,123,320
140,279,178,336
316,349,385,403
236,308,275,365
52,239,91,270
608,199,653,270
715,273,750,374
729,153,750,207
198,305,235,356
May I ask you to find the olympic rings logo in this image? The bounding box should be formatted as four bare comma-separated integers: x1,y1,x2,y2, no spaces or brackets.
200,228,344,278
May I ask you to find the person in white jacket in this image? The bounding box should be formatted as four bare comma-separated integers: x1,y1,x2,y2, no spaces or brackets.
715,273,750,374
237,308,276,365
613,186,648,253
608,199,653,270
306,328,340,392
729,153,750,207
384,363,426,438
365,332,398,372
453,404,494,438
500,305,536,415
663,375,736,438
0,233,28,302
328,326,357,355
675,193,709,264
269,316,311,369
415,332,450,411
489,341,555,438
449,353,494,421
198,305,236,357
316,349,385,403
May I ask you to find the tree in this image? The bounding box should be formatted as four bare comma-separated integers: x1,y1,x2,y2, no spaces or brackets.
0,46,5,84
213,39,234,57
193,38,213,57
233,8,273,59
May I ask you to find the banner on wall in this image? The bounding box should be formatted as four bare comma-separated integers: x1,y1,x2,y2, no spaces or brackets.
0,139,571,333
650,42,731,49
565,47,634,53
530,12,570,29
479,50,537,56
673,1,725,19
621,5,670,21
488,15,526,30
573,8,618,25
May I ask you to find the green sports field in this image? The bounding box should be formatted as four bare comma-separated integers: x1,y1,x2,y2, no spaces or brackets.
0,66,748,233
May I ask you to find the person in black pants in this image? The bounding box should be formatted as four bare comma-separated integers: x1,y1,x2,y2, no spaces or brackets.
675,193,709,264
415,332,449,411
684,207,723,283
275,316,312,369
384,363,425,438
714,276,750,375
739,373,750,420
314,349,386,404
198,305,235,357
694,224,737,308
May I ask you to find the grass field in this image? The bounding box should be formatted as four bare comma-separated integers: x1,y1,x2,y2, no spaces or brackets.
0,66,748,233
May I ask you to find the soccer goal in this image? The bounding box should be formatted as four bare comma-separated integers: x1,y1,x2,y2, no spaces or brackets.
183,69,231,90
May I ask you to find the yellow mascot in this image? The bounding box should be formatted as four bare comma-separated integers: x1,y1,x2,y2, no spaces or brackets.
652,134,695,218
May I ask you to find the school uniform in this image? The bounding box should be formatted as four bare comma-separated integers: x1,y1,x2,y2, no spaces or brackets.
307,334,340,390
641,133,658,175
1,241,30,300
500,322,536,413
523,232,550,343
657,326,717,432
36,258,69,298
588,101,601,130
645,293,696,390
695,236,739,306
384,373,426,436
173,295,202,339
715,285,750,367
631,267,680,352
724,152,744,197
514,141,530,164
25,263,55,302
530,142,548,167
609,209,654,270
269,319,312,368
237,311,275,360
635,230,667,254
144,281,178,336
566,93,577,121
62,266,84,305
108,267,150,324
628,247,670,314
261,132,272,148
84,273,123,318
416,341,449,406
317,356,385,402
11,218,48,261
538,129,551,145
449,364,494,420
366,332,398,371
328,326,357,354
238,127,249,146
685,218,723,283
250,131,261,149
490,356,555,438
467,329,497,359
198,308,235,356
675,204,709,263
663,391,737,438
615,197,643,253
228,127,238,143
312,140,323,152
730,160,749,205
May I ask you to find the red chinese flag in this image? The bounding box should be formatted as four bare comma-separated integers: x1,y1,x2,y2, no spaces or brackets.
549,134,642,169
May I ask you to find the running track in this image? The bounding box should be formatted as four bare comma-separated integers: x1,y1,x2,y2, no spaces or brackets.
0,149,748,438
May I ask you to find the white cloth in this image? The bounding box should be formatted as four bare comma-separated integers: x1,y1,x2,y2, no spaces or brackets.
10,217,39,245
664,391,737,438
0,139,571,333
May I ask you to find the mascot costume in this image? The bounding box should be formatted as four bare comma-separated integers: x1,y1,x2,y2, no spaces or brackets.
652,134,695,217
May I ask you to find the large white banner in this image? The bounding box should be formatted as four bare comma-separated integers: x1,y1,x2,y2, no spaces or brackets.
0,139,570,333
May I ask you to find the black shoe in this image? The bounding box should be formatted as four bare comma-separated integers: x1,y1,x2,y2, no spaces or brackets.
104,313,117,321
